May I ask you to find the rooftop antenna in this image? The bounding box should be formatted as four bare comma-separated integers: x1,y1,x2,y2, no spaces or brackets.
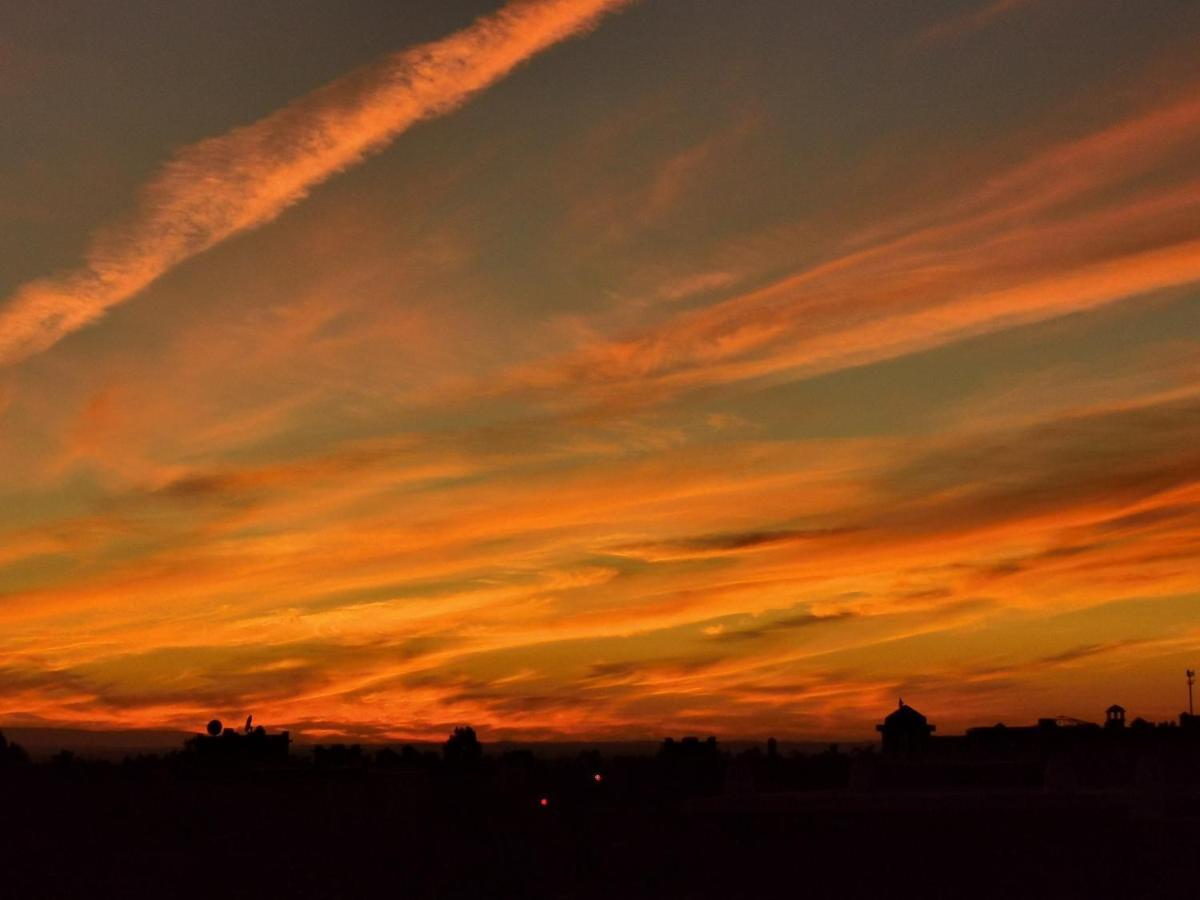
1188,670,1195,717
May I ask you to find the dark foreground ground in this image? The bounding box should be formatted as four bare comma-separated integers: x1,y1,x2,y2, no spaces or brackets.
3,764,1200,900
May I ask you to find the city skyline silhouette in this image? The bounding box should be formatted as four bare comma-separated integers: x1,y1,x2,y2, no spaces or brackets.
4,689,1200,897
2,0,1200,745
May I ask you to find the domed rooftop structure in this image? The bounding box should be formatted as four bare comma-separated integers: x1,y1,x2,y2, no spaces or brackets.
883,701,929,728
876,699,936,756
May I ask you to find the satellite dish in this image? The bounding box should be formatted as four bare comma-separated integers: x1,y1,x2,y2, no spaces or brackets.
206,719,222,737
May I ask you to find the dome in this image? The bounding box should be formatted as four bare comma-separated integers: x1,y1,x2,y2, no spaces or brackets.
883,702,928,727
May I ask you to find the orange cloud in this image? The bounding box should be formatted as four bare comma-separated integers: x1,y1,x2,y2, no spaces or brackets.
3,7,1199,741
0,0,632,366
496,91,1200,407
3,384,1198,737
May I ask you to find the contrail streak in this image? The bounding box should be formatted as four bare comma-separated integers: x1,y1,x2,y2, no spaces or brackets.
0,0,632,366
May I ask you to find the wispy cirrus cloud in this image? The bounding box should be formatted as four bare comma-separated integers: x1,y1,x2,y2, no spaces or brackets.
4,2,1200,740
913,0,1038,49
0,0,632,366
497,89,1200,408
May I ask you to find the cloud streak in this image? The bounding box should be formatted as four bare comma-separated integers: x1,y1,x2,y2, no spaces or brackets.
914,0,1037,49
0,0,631,366
494,86,1200,407
3,3,1200,740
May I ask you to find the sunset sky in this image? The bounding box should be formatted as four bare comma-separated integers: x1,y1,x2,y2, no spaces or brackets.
2,0,1200,743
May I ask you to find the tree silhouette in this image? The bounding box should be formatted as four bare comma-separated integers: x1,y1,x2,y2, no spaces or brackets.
0,731,30,767
443,725,483,768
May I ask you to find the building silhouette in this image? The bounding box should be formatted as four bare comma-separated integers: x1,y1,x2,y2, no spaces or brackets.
876,700,935,756
1105,704,1126,729
185,717,290,763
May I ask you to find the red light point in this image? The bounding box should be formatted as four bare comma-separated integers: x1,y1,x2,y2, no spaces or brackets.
539,797,549,807
593,773,603,783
